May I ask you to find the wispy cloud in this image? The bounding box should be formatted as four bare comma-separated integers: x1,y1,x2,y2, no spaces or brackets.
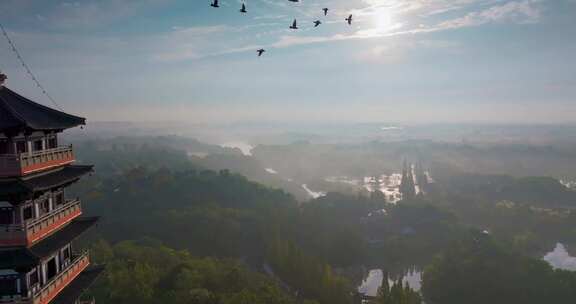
235,0,543,55
437,0,542,29
1,0,546,63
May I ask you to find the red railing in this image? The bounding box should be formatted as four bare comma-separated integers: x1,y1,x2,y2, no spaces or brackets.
33,251,90,304
0,199,82,246
0,252,90,304
0,146,75,177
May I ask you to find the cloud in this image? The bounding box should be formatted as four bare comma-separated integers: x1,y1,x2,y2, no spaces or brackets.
355,38,461,64
1,0,546,63
437,1,542,29
246,0,542,53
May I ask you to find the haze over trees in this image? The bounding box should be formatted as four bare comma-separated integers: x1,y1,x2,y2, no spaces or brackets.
65,135,576,304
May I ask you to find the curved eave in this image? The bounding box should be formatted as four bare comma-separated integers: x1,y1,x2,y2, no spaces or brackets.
0,165,94,199
0,248,39,270
0,87,86,132
50,265,106,304
29,217,100,258
0,217,99,270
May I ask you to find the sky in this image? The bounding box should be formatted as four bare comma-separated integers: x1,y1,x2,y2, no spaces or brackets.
0,0,575,124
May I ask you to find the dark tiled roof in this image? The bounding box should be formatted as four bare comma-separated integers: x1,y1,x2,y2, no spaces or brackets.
0,87,85,131
51,265,105,304
0,217,99,269
30,217,100,258
0,165,93,197
0,248,38,270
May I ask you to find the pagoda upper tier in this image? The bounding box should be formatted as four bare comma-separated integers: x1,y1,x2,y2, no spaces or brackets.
0,81,103,304
0,87,85,132
0,86,86,178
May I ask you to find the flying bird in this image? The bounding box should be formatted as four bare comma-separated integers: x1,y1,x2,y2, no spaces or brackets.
345,14,353,25
210,0,219,8
257,49,266,57
323,8,329,16
240,3,247,13
313,20,322,27
290,19,298,29
288,0,299,2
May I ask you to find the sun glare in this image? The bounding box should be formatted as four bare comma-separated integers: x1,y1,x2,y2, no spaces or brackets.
373,8,396,32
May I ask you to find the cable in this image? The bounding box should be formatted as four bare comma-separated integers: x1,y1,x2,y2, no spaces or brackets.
0,22,63,111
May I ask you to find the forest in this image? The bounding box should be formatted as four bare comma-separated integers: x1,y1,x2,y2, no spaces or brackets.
68,138,576,304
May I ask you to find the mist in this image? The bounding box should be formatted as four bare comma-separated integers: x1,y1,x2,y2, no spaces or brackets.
1,1,576,304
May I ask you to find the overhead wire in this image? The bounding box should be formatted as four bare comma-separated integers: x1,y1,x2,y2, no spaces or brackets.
0,22,63,111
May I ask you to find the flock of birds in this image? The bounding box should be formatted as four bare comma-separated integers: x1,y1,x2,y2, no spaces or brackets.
209,0,353,57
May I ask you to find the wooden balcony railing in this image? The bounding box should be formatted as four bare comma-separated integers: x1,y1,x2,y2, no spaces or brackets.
0,146,75,177
0,252,90,304
32,251,90,304
0,199,82,246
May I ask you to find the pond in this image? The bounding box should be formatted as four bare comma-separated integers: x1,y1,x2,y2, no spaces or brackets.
544,243,576,271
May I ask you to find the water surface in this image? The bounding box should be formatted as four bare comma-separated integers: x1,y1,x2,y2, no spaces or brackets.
544,243,576,271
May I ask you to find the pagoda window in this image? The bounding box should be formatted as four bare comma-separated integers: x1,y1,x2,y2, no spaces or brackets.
0,140,8,154
28,269,39,288
61,245,71,265
15,141,26,154
47,136,57,149
22,205,34,221
39,199,50,215
45,257,57,281
33,139,43,152
54,191,65,207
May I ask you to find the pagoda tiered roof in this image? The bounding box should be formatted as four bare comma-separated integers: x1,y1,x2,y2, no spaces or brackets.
0,165,93,198
0,217,99,270
51,265,106,304
0,86,85,132
0,81,103,304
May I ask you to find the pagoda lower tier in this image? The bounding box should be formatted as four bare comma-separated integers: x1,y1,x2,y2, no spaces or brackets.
0,217,98,304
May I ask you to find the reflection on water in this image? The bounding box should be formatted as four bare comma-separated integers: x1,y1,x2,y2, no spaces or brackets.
302,184,327,199
560,179,576,189
358,269,383,297
220,142,254,156
544,243,576,271
326,170,434,204
326,174,403,203
402,270,422,291
357,268,422,297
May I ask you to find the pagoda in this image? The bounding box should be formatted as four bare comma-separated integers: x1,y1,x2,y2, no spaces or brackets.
0,75,103,304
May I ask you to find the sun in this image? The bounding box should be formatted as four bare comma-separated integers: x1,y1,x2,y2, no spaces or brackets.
373,7,396,32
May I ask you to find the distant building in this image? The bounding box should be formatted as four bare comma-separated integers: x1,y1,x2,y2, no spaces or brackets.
0,81,104,304
400,160,416,199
